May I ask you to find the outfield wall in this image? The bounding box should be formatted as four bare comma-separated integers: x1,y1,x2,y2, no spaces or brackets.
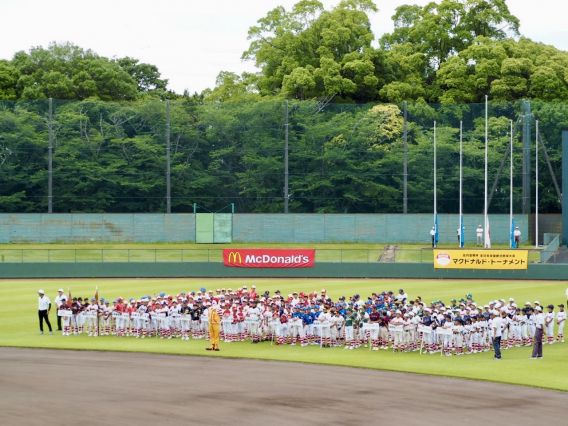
0,213,530,245
0,261,565,280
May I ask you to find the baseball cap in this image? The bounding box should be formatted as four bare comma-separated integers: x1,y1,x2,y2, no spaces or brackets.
58,289,64,292
547,304,554,309
559,304,565,308
37,289,44,294
535,306,542,311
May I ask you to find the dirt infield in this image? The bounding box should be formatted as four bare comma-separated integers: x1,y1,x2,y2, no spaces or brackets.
1,348,565,426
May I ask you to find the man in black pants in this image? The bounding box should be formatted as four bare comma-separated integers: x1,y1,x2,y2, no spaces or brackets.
38,289,53,335
490,310,502,360
530,306,545,359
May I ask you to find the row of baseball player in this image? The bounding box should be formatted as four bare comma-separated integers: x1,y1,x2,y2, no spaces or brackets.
54,291,566,356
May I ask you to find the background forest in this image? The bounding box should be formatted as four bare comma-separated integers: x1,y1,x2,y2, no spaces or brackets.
1,0,567,214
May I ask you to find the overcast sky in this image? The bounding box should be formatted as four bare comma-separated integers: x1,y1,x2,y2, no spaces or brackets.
1,0,566,94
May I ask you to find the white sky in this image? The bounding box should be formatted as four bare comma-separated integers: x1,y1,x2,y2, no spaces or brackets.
1,0,567,95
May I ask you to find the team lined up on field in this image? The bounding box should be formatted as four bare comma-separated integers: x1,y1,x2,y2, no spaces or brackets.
56,287,566,355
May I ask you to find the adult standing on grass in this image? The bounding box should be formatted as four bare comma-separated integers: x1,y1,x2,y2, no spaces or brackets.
54,289,65,331
514,227,521,248
490,310,502,360
476,225,483,247
430,227,436,248
529,306,546,359
38,290,53,335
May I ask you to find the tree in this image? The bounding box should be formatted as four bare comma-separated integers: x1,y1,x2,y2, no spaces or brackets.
240,0,380,102
116,57,169,92
0,60,20,100
10,42,141,101
382,0,520,70
434,37,568,103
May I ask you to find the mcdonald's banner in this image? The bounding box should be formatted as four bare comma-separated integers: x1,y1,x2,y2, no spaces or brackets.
433,249,529,270
223,249,315,268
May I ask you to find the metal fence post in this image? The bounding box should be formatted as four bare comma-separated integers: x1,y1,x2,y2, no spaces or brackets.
166,100,171,214
48,98,53,213
48,249,50,263
284,100,289,213
403,100,408,214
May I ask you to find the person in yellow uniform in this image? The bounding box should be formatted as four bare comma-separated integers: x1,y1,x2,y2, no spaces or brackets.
207,301,221,351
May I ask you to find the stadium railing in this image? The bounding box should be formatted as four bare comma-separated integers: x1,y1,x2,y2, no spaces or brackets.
540,234,560,263
0,248,542,263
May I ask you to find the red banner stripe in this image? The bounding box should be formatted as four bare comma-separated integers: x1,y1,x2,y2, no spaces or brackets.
223,249,315,268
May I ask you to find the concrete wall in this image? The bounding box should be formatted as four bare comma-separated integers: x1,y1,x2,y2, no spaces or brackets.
0,213,529,245
0,261,565,280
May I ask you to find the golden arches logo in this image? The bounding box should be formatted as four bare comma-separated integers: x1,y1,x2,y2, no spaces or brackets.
227,252,242,263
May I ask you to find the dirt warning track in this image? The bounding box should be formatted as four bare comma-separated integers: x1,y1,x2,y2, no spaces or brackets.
1,348,565,426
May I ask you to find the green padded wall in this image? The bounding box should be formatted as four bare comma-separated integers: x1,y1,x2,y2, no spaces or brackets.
195,214,214,243
213,213,233,243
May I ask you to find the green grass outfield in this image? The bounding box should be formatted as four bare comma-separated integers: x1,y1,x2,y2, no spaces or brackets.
0,242,540,263
1,278,566,392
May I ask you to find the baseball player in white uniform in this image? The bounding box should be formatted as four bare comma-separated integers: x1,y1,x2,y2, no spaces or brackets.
556,304,566,342
247,301,262,343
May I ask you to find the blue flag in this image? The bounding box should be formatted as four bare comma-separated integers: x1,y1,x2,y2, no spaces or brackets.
434,213,439,247
511,218,515,249
460,215,465,248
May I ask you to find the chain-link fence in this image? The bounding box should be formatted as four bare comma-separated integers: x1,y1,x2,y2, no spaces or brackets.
1,99,565,214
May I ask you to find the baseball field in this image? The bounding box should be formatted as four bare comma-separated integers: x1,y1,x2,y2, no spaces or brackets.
1,277,567,392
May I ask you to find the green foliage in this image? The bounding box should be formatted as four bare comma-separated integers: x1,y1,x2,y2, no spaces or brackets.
1,42,173,101
0,0,567,215
0,99,564,214
241,0,380,102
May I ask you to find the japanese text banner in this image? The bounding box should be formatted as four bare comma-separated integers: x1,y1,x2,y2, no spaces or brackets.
223,249,315,268
433,250,529,270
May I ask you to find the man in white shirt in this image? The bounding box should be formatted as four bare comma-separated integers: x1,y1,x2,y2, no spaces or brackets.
513,227,521,248
37,290,53,335
530,306,546,359
476,225,483,247
54,289,65,331
490,310,502,359
430,227,436,247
